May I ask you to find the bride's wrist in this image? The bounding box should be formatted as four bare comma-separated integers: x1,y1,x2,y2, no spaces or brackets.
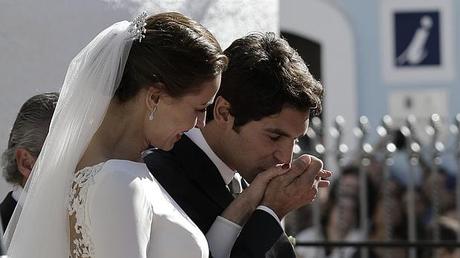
221,195,257,225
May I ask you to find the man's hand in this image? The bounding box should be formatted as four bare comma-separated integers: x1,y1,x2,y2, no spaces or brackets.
261,154,332,219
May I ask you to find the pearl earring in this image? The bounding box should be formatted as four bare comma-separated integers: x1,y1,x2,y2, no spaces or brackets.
149,106,157,121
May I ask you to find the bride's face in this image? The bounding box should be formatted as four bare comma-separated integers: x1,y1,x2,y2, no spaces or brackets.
146,74,221,151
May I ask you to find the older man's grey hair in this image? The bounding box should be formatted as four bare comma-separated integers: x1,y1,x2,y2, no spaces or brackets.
2,92,58,185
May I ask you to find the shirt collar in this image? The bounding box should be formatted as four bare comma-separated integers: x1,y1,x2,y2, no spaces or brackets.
12,185,23,202
185,128,236,185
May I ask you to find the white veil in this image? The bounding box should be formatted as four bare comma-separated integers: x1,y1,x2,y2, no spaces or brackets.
4,20,135,257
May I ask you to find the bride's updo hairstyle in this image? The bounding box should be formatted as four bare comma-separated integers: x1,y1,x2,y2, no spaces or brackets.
115,12,227,102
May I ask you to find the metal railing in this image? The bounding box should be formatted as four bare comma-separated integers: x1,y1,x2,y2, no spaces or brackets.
290,114,460,258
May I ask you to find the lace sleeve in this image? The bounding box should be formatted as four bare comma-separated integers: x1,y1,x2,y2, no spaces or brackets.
86,166,154,258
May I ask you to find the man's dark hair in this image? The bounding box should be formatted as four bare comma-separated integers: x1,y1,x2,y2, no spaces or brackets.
207,32,323,127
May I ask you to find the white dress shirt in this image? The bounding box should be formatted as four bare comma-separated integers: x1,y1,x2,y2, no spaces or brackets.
12,185,25,207
185,128,282,258
11,186,23,203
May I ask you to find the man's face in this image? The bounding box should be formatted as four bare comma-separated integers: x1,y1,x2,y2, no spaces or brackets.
222,106,310,183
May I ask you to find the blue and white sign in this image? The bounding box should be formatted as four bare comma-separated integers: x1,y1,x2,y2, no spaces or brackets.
381,0,454,83
395,11,440,67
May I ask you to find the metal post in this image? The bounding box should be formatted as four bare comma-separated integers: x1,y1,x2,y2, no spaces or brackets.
331,116,348,169
401,115,421,258
451,114,460,241
426,114,444,244
356,116,372,258
377,115,396,258
330,116,349,258
306,117,326,257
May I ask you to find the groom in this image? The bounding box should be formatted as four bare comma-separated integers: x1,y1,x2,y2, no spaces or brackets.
144,32,328,257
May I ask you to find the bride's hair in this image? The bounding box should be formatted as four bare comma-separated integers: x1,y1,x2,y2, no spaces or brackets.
115,12,228,102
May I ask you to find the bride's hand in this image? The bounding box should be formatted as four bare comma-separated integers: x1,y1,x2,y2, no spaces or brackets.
220,165,289,225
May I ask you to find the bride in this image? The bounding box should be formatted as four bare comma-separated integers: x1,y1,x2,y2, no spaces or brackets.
5,12,235,258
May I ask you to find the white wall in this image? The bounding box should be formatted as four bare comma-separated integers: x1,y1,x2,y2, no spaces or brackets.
280,0,358,170
0,0,130,200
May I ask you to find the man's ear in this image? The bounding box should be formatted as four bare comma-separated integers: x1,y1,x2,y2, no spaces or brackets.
213,96,235,128
15,148,36,183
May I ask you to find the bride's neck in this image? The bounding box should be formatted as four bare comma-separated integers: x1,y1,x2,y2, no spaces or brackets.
77,99,147,170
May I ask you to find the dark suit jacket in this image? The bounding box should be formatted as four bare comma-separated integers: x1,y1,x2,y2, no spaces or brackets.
0,191,17,231
144,135,295,258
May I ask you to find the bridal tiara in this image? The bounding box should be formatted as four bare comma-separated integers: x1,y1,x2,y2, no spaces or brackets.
129,12,148,42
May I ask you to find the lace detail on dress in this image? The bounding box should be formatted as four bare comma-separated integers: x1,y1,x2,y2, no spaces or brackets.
68,163,104,258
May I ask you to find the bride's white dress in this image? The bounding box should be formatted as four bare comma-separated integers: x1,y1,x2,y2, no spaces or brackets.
68,159,209,258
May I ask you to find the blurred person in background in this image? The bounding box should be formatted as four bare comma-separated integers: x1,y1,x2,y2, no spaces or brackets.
363,179,408,258
0,92,58,230
295,169,367,258
296,194,361,258
435,216,460,258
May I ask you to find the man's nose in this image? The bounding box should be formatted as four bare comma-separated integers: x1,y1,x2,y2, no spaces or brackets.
274,141,294,165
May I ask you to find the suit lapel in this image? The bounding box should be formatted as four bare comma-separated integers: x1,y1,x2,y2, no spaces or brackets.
172,136,234,210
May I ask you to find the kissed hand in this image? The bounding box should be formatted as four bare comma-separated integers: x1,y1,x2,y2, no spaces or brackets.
261,154,332,219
